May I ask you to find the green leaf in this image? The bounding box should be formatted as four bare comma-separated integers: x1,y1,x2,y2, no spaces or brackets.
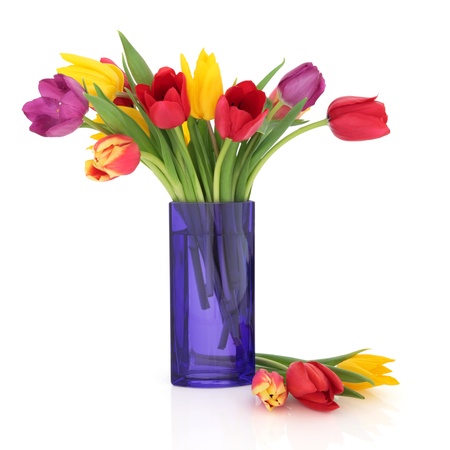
249,98,307,169
118,31,153,86
339,387,366,400
314,349,369,366
121,55,136,91
80,117,111,135
85,85,155,158
257,59,285,90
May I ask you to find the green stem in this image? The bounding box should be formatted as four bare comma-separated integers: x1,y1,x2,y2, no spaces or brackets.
173,127,205,202
213,138,233,202
265,100,284,122
255,355,290,372
139,152,183,201
187,117,213,202
243,118,329,199
207,120,219,159
233,135,261,200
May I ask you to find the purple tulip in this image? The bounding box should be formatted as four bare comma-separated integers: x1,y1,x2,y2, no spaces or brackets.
277,62,325,110
22,74,89,137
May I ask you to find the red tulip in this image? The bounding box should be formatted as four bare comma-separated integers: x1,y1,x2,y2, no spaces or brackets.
286,361,343,412
85,134,141,182
135,67,190,129
327,96,390,141
215,80,268,142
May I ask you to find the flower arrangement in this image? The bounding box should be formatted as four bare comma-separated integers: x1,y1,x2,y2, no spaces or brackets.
22,31,397,410
22,32,389,199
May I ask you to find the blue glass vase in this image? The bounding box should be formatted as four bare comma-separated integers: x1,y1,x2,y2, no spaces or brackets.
169,201,255,387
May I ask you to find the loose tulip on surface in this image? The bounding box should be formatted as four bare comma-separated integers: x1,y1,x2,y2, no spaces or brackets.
286,361,344,412
252,369,288,411
253,349,398,412
337,354,399,391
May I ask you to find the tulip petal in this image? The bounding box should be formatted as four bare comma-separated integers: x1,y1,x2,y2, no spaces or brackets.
149,101,187,129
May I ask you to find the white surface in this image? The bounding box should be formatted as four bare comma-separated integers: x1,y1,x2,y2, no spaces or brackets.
1,1,449,449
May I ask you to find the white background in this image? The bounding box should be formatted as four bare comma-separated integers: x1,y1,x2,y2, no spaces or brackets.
1,1,449,449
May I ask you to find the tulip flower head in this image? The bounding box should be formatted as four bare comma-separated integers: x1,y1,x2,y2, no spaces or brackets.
22,74,89,137
252,369,288,411
85,134,141,182
327,96,390,141
337,353,399,391
286,361,344,412
57,54,125,102
215,80,268,142
277,62,325,110
136,67,190,129
181,49,223,120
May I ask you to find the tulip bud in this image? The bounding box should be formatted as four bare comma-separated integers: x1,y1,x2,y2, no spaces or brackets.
277,62,325,110
181,49,223,120
252,369,288,411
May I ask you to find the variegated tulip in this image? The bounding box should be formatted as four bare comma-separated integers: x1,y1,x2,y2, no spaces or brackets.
180,49,223,120
252,369,288,411
57,54,125,102
337,353,399,391
85,134,140,182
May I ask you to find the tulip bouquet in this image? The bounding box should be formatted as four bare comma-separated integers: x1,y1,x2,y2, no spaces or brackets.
22,32,389,197
22,32,396,403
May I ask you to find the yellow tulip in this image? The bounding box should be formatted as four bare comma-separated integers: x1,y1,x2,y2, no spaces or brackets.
337,354,399,391
57,54,124,101
180,49,223,120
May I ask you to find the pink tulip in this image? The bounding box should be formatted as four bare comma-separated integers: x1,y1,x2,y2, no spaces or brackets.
327,96,390,141
252,369,288,411
85,134,141,182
